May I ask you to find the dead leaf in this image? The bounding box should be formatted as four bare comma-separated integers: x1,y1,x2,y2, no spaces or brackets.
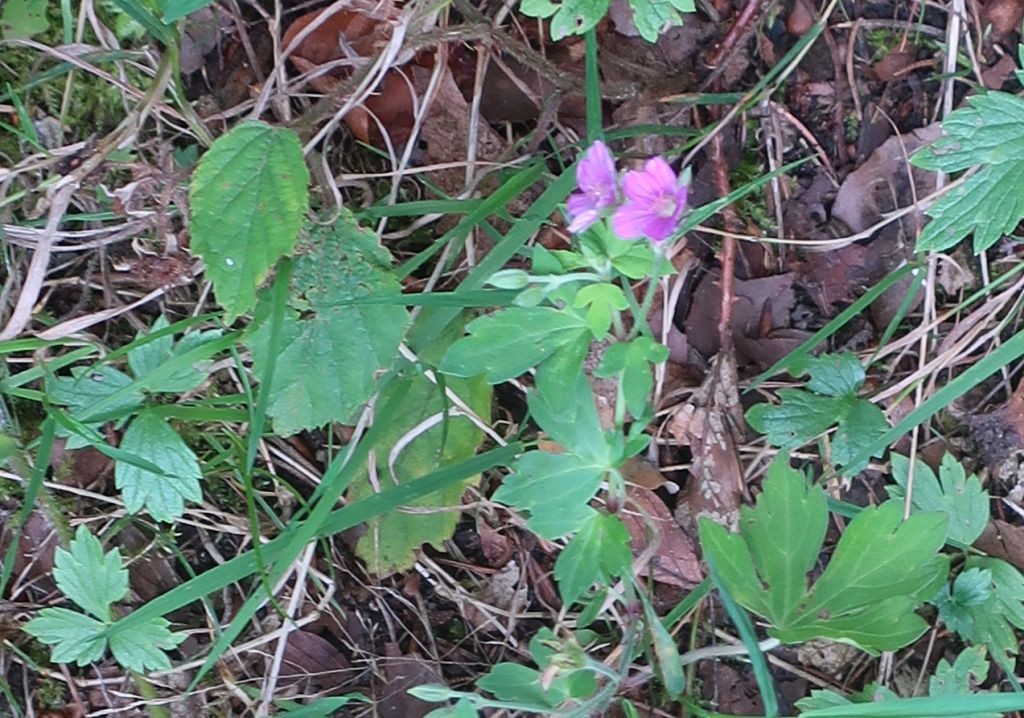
684,273,797,362
0,507,58,597
283,6,416,146
280,630,352,693
622,485,703,588
49,437,112,490
969,386,1024,484
376,644,443,718
786,0,815,36
975,519,1024,570
670,347,748,532
872,47,918,82
984,0,1024,39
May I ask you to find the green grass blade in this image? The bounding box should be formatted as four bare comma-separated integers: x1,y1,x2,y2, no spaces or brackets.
747,263,919,390
800,692,1024,717
584,29,602,142
845,326,1024,473
706,557,778,717
0,418,54,595
111,442,519,639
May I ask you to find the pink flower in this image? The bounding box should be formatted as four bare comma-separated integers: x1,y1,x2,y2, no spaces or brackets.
611,157,689,244
566,141,618,233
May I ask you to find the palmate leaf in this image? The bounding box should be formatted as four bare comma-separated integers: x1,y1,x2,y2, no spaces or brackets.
937,557,1024,660
747,352,888,474
889,452,989,546
699,453,949,654
189,121,310,321
911,92,1024,253
53,526,128,622
116,411,203,522
246,213,409,435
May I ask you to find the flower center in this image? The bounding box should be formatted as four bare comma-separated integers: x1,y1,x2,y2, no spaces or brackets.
653,194,677,218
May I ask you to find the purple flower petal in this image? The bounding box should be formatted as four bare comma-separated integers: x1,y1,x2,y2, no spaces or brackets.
576,141,617,198
567,208,601,233
611,203,653,239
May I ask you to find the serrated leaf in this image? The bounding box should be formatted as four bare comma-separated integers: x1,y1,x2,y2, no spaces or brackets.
940,557,1024,659
793,352,865,397
889,452,989,546
930,646,995,718
911,92,1024,253
349,354,490,575
440,307,588,383
49,365,144,429
746,389,848,448
918,161,1024,252
555,513,631,605
54,526,128,621
830,400,888,473
628,0,694,42
495,451,606,539
748,353,887,474
912,93,1024,173
700,454,949,654
23,608,107,666
189,121,310,320
127,316,219,394
116,411,203,522
246,215,408,435
108,618,186,672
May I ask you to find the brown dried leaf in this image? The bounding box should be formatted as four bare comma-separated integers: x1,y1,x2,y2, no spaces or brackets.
684,273,796,361
0,507,58,596
280,630,352,692
622,485,702,588
376,644,443,718
984,0,1024,39
670,348,747,532
975,519,1024,570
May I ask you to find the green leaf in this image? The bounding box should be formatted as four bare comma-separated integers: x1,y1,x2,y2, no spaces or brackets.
54,526,128,622
116,411,203,522
494,451,606,539
550,0,610,40
48,364,144,436
478,663,567,707
889,452,989,546
127,317,219,394
246,215,409,435
699,454,949,654
911,92,1024,253
746,389,848,448
595,336,668,418
189,121,310,320
793,352,865,397
440,307,588,383
528,372,610,464
554,513,631,605
830,400,888,470
22,608,107,666
0,0,48,38
349,357,490,575
938,557,1024,659
108,618,186,672
628,0,694,42
930,647,998,718
573,283,628,340
747,353,888,474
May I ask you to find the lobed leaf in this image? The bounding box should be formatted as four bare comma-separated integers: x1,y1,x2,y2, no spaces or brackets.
116,411,203,522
